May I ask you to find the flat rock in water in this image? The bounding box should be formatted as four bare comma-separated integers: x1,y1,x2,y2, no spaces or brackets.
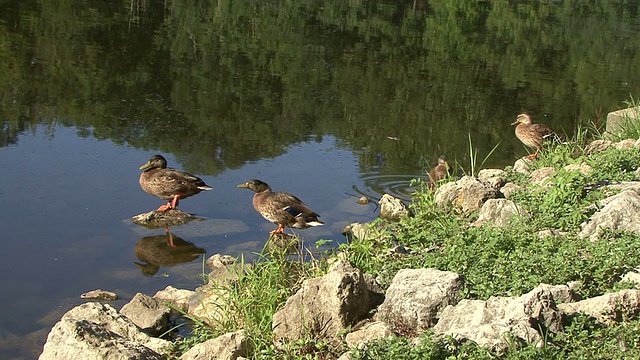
80,289,119,301
131,209,203,229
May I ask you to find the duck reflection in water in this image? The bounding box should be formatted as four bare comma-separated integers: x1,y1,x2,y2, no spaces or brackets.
134,230,206,276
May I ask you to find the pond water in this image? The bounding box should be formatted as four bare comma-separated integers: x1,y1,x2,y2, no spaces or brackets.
1,1,639,358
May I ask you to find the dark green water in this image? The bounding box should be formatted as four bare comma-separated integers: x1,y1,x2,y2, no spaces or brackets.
1,0,639,358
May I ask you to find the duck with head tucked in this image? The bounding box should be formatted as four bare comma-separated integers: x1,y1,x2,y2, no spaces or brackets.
237,179,324,235
139,155,212,211
511,113,558,160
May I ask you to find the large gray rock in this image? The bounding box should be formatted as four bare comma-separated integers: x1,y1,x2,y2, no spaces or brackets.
435,176,498,215
120,293,171,337
272,260,370,345
558,289,640,323
188,287,231,327
39,302,171,360
530,167,556,187
472,199,530,227
477,169,507,190
374,268,463,332
579,190,640,240
433,286,563,350
180,330,251,360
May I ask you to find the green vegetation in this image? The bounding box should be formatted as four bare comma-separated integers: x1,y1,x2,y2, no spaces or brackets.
168,118,640,358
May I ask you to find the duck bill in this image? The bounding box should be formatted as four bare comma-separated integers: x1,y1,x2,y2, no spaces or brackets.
510,121,519,126
236,183,249,189
139,161,152,170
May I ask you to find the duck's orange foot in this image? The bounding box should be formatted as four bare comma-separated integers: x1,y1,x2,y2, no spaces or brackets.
157,203,172,211
525,153,538,160
269,224,286,235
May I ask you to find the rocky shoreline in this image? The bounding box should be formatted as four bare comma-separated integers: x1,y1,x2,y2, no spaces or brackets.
39,136,640,360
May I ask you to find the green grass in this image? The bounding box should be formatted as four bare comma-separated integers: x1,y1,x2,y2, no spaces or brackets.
171,106,640,359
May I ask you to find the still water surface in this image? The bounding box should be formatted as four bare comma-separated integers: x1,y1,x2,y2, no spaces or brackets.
1,0,640,358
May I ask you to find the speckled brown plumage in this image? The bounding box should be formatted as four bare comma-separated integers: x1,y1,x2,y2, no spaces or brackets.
511,113,557,159
139,155,212,211
428,155,450,189
237,179,324,234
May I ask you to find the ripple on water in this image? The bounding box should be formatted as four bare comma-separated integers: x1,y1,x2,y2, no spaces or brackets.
350,174,424,203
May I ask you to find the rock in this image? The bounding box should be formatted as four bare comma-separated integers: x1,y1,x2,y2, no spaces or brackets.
179,330,251,360
188,287,231,327
558,289,640,323
39,302,171,360
471,199,530,227
81,289,119,301
579,190,640,240
563,163,592,175
608,181,640,194
345,321,394,348
357,196,370,205
378,194,409,221
206,254,250,286
477,169,507,190
433,286,563,350
621,267,640,286
530,167,556,187
434,176,498,215
131,209,203,229
153,286,195,312
342,222,371,241
363,273,385,308
537,283,578,304
272,260,370,346
614,138,637,150
513,158,533,174
606,106,640,136
374,268,463,333
499,182,522,199
585,139,614,155
120,293,171,337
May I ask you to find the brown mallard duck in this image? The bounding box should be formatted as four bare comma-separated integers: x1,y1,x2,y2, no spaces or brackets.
428,155,450,189
511,113,557,160
236,179,324,234
139,155,212,211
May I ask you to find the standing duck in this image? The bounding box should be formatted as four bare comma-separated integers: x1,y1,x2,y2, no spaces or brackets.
139,155,212,211
237,179,324,234
428,155,450,189
511,113,557,160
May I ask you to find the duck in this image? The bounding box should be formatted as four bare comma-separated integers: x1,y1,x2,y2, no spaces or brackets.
139,155,212,211
236,179,324,234
428,155,450,189
511,113,557,160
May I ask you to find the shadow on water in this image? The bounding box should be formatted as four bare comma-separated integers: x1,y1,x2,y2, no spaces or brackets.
134,231,206,277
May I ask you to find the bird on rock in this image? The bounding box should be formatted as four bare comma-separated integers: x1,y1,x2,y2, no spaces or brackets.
236,179,324,235
139,154,212,211
511,113,558,160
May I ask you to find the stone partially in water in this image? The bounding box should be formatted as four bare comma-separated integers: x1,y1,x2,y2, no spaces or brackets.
131,209,203,229
80,289,119,301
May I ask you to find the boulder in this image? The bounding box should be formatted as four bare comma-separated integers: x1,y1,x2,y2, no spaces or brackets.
530,167,556,187
585,139,614,155
345,321,394,348
374,268,463,332
499,182,522,199
477,169,507,190
433,286,563,350
435,176,498,215
153,286,195,312
558,289,640,323
513,158,533,175
180,330,251,360
131,209,203,229
579,190,640,240
120,293,171,337
378,194,409,221
206,254,249,286
272,260,370,345
188,287,231,327
606,106,640,136
81,289,119,301
39,302,170,360
472,199,530,227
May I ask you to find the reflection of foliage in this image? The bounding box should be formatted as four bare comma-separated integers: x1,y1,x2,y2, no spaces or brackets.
0,1,638,173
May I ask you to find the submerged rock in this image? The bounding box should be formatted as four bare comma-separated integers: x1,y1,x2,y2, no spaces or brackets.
81,289,119,301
